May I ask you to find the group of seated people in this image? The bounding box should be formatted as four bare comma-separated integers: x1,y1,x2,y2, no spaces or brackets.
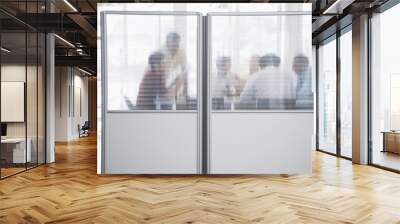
212,54,313,109
133,32,313,110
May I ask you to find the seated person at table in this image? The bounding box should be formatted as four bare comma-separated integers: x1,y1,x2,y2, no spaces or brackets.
240,54,294,104
292,55,313,108
212,56,240,99
136,52,169,110
249,54,260,76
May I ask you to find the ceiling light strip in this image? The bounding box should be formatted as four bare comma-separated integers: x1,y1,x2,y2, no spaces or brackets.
78,67,93,76
54,34,75,48
322,0,343,14
1,47,11,53
63,0,78,12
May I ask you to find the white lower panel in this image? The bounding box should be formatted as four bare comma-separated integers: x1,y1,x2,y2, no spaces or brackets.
210,112,313,174
105,113,198,174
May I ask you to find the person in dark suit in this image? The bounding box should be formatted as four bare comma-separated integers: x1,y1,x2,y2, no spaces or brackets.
136,52,168,110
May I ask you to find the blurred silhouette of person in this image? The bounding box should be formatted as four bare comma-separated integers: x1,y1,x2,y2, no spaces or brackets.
212,56,241,98
240,54,294,102
292,55,313,107
249,54,260,76
160,32,187,101
136,52,168,110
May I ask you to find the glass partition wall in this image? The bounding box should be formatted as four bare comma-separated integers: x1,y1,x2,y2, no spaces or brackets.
103,11,201,174
370,3,400,171
317,36,337,155
208,11,313,174
316,26,352,159
99,3,313,174
0,7,46,179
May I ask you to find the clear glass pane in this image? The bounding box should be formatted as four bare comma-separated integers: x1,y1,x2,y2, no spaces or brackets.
38,33,46,164
371,4,400,171
27,31,38,169
105,14,199,111
318,38,337,154
340,30,352,158
1,31,27,177
210,14,312,111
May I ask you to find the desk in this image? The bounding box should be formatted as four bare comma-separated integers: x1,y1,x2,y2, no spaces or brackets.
382,131,400,154
1,138,31,163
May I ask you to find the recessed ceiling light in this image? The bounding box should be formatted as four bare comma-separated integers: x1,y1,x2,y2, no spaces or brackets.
322,0,354,15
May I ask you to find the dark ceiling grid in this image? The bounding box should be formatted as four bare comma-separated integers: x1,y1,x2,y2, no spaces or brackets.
0,0,394,74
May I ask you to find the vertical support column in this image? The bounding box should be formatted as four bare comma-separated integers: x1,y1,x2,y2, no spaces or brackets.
46,1,55,163
98,11,106,174
352,14,369,164
46,33,55,163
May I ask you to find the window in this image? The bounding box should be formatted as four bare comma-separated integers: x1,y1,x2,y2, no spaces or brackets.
371,3,400,171
0,3,46,179
340,29,352,158
318,37,337,154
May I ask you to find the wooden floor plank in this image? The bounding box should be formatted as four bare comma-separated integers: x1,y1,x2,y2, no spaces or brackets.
1,134,400,223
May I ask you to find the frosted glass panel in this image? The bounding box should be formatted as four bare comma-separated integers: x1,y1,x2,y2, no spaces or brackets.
209,14,312,110
105,14,199,111
318,38,337,154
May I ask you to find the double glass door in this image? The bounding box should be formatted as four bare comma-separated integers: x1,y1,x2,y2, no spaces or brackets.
101,10,312,174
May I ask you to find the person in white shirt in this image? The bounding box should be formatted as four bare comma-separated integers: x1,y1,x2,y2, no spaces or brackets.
240,54,295,106
212,56,240,99
159,32,187,102
292,55,313,108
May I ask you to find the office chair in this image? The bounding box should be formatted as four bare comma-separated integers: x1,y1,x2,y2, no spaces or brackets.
79,121,90,138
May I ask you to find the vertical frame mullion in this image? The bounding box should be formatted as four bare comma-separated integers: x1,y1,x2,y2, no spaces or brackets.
336,29,341,157
25,0,28,171
367,11,373,165
0,24,2,179
316,44,320,150
36,0,39,167
44,2,48,164
202,15,208,174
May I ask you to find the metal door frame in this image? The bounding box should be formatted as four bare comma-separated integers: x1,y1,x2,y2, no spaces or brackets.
100,11,203,173
206,11,313,173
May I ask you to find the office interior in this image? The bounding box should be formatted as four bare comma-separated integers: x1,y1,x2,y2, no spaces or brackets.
1,0,400,222
0,2,46,178
0,0,97,179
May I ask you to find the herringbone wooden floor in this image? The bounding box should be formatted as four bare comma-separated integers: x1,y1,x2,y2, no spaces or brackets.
1,135,400,224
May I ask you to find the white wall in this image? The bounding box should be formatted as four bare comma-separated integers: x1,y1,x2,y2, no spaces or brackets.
1,65,32,138
55,67,89,141
1,63,46,164
210,112,313,174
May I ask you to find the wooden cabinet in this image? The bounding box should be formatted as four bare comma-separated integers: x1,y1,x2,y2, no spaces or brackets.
382,132,400,154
